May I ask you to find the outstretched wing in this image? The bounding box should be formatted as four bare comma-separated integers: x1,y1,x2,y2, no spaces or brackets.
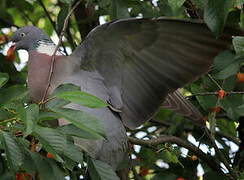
71,18,233,129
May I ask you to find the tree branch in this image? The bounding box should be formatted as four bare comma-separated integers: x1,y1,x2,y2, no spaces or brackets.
149,119,240,145
40,0,82,104
37,0,68,55
0,18,19,28
128,135,222,173
73,1,99,40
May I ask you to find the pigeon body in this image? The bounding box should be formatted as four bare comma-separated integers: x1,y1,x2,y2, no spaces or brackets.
10,18,234,169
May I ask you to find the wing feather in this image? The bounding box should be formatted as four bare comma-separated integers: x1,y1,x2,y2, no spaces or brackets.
72,18,234,129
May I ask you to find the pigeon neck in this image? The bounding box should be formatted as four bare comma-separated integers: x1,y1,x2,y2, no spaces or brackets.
27,51,65,102
35,39,63,56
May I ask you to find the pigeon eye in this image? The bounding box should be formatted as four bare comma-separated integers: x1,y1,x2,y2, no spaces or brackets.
20,33,26,37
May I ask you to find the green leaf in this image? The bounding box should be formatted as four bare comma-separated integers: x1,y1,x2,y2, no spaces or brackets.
239,171,244,180
0,172,15,180
11,0,33,11
191,0,206,9
88,158,120,180
62,156,76,171
161,149,179,164
168,0,185,16
24,104,39,136
0,73,9,88
21,151,36,175
38,111,61,121
222,75,236,91
203,171,228,180
50,108,106,139
168,0,185,9
139,147,158,167
152,173,178,180
204,0,232,36
53,84,81,94
237,103,244,116
0,131,23,171
235,0,244,7
47,83,80,109
45,158,65,180
240,9,244,29
34,125,83,164
58,124,104,140
56,4,70,34
63,139,83,163
233,36,244,54
0,108,12,121
111,0,130,19
213,62,239,79
191,84,217,110
0,85,28,106
216,118,236,137
213,51,236,72
33,126,65,162
29,152,64,180
55,90,108,108
59,0,74,4
219,94,244,120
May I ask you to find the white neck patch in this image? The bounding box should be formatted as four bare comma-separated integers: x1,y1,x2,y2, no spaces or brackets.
36,43,63,56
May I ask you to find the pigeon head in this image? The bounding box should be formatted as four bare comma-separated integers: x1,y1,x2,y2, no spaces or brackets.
10,26,52,51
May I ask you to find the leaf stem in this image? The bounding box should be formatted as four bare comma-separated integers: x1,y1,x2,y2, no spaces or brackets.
0,117,17,124
207,74,222,89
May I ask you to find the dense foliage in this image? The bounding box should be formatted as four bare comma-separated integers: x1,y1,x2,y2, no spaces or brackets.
0,0,244,179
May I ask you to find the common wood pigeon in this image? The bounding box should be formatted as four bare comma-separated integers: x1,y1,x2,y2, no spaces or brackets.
10,18,235,171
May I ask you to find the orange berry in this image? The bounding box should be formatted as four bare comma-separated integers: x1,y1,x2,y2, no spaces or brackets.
139,167,149,176
16,173,32,180
237,72,244,83
191,155,198,161
46,152,55,159
217,89,225,99
176,177,185,180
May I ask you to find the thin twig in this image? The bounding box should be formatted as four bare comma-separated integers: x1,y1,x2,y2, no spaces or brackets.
129,136,222,173
207,74,222,89
204,127,238,179
37,0,68,55
186,91,244,98
40,0,82,104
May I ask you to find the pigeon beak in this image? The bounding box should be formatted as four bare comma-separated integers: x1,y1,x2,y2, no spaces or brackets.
7,43,16,53
9,42,16,50
6,43,16,61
